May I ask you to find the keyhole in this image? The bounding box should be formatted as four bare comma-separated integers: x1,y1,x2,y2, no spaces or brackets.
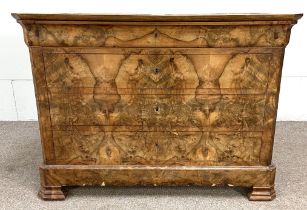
64,57,69,65
138,59,144,65
245,58,251,66
155,106,160,112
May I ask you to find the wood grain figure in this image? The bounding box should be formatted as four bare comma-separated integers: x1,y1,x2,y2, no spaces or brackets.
12,13,302,201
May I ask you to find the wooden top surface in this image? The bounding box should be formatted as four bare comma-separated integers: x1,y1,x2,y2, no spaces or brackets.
12,13,303,23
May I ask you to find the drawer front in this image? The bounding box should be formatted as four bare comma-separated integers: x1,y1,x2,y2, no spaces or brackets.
52,130,262,165
26,24,291,47
49,94,265,131
43,49,272,165
44,50,271,90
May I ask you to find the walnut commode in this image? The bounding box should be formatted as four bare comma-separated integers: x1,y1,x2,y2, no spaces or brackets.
12,13,302,201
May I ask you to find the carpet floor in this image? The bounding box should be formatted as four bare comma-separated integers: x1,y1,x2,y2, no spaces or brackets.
0,122,306,210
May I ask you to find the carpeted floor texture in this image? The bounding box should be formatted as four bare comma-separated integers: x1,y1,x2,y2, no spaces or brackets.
0,121,306,210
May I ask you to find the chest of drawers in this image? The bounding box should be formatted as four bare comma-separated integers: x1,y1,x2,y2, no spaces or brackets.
13,13,302,201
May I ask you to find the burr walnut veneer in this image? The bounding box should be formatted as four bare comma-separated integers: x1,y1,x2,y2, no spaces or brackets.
13,13,302,201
